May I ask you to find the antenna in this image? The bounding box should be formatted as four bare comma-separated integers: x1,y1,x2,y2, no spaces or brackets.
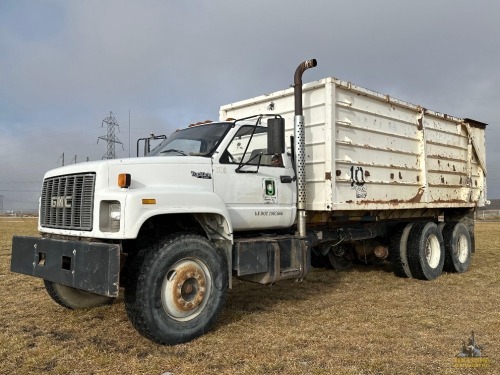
98,111,123,159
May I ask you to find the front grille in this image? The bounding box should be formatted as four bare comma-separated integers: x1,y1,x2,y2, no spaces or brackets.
40,173,96,231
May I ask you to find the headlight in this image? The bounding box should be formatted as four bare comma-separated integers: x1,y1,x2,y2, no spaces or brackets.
99,201,121,232
109,203,121,221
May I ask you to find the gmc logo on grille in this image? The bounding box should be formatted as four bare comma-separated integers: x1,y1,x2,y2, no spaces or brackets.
51,196,72,208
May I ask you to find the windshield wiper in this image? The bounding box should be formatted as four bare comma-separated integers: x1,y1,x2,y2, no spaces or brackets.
160,148,187,156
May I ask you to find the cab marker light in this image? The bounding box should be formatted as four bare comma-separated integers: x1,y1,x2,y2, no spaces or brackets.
118,173,131,188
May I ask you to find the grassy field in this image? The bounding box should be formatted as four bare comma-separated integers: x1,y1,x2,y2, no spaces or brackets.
0,218,498,374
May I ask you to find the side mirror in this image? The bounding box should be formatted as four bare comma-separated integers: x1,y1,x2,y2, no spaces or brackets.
267,118,285,154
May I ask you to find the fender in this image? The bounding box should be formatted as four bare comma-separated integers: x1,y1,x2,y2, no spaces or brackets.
123,187,233,240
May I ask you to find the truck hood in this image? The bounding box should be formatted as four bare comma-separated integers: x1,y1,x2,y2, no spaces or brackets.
44,156,214,190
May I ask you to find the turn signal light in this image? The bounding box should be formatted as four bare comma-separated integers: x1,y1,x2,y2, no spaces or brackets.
118,173,131,188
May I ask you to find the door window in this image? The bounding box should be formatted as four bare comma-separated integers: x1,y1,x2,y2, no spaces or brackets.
220,125,283,167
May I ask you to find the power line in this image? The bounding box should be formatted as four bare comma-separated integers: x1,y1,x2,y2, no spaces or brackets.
3,198,38,204
0,124,104,148
0,181,40,184
0,189,40,192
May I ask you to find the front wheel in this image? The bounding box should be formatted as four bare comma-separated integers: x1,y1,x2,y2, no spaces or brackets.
44,281,114,309
124,233,228,345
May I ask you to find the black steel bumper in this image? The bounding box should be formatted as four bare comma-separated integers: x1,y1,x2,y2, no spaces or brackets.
11,236,121,297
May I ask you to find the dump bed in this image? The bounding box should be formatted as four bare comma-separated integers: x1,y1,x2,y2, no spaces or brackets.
220,78,487,211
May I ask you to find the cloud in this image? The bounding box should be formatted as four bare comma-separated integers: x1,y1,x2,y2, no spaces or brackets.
0,0,499,209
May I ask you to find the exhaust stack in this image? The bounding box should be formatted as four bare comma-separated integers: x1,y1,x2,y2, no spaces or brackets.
293,59,317,238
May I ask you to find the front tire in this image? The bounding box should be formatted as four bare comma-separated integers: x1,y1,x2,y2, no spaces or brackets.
44,280,114,309
407,222,444,280
124,233,228,345
442,222,472,273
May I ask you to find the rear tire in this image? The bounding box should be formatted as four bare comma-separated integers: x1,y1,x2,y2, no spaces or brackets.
406,222,444,280
389,223,414,278
44,280,114,309
124,233,228,345
442,222,471,273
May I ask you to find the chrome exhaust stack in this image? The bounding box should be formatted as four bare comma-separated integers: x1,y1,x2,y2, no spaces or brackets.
293,59,317,237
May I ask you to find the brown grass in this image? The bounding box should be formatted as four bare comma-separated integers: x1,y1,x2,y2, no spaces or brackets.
0,218,498,374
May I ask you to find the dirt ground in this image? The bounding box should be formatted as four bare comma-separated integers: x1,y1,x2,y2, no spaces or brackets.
0,218,498,374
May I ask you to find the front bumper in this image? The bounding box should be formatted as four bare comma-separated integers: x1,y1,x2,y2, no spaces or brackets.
11,236,121,297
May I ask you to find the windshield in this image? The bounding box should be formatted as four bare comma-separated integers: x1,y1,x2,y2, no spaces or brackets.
148,122,232,157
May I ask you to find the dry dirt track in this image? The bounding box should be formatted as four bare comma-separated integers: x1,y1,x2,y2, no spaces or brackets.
0,219,498,374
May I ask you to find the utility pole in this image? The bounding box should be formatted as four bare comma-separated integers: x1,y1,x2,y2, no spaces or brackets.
0,195,3,212
58,153,65,166
129,110,131,157
98,111,123,159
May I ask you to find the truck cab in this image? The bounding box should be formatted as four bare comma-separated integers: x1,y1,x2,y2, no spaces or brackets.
11,115,310,345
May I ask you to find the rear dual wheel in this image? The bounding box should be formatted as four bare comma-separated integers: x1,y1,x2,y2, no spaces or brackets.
389,223,414,278
391,222,445,280
406,222,444,280
442,222,472,273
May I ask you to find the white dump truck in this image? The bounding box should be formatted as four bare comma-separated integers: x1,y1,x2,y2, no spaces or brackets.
11,59,487,345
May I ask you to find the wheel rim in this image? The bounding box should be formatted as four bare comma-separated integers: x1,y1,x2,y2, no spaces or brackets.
456,233,469,263
425,234,441,269
161,259,212,321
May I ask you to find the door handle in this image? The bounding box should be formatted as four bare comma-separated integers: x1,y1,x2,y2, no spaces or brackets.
280,175,294,183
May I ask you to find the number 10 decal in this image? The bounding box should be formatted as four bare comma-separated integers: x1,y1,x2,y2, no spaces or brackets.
350,166,368,199
350,166,365,187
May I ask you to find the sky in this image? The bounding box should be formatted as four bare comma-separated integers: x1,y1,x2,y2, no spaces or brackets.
1,0,499,210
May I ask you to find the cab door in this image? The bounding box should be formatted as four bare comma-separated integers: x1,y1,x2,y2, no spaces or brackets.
212,125,296,231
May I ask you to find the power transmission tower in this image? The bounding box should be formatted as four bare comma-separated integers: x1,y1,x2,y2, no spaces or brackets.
97,111,123,159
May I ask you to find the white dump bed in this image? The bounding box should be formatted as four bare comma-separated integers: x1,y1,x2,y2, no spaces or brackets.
220,78,487,211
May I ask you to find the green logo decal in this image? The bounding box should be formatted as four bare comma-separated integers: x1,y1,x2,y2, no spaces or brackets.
263,178,278,202
265,179,276,196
